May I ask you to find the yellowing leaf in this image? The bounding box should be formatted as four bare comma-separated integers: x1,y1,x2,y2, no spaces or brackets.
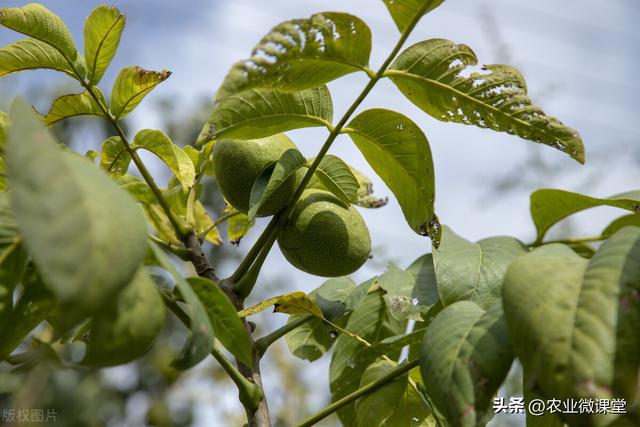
100,136,131,178
44,89,106,125
110,66,171,119
132,129,195,188
238,292,322,318
84,5,125,85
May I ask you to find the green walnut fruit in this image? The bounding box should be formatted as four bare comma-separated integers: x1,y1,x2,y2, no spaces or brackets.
278,190,371,277
213,134,299,216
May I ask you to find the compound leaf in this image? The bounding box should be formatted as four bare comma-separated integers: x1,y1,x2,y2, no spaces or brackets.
530,189,640,243
84,4,125,85
345,108,436,236
387,39,584,163
132,129,195,188
7,99,147,314
216,12,371,99
199,87,333,143
111,66,171,119
43,89,106,125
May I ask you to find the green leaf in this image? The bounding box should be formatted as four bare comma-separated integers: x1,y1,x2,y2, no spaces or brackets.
132,129,195,188
84,5,125,85
0,4,78,63
421,301,514,427
313,155,359,205
0,270,56,359
503,229,640,426
523,371,565,427
433,226,526,309
406,254,440,308
345,108,436,236
0,193,28,325
238,291,322,318
286,277,356,361
150,243,215,370
330,290,405,425
43,89,106,125
377,263,423,321
530,189,640,243
383,0,446,33
248,148,305,220
216,12,371,99
601,214,640,239
199,87,333,143
387,39,585,163
83,267,165,367
0,38,78,78
100,136,131,177
187,277,253,368
355,359,408,427
111,66,171,119
7,99,148,313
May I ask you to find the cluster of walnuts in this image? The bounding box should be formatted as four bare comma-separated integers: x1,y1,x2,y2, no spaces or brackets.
213,137,371,277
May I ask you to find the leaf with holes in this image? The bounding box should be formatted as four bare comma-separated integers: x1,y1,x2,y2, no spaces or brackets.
530,189,640,243
312,155,359,205
100,136,131,177
387,39,584,163
216,12,371,99
377,262,423,321
111,66,171,119
199,87,333,143
421,301,513,427
83,267,165,367
248,148,305,220
150,243,215,370
132,129,195,188
43,89,106,125
188,277,253,368
0,38,79,78
238,291,322,318
433,226,526,309
7,99,148,314
503,229,640,426
345,109,436,236
383,0,446,33
84,5,125,85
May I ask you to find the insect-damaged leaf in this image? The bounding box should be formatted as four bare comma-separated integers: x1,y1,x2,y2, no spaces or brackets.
216,12,371,99
111,66,171,119
238,292,322,318
387,39,584,163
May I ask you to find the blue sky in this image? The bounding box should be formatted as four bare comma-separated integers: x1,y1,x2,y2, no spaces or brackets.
1,0,639,424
